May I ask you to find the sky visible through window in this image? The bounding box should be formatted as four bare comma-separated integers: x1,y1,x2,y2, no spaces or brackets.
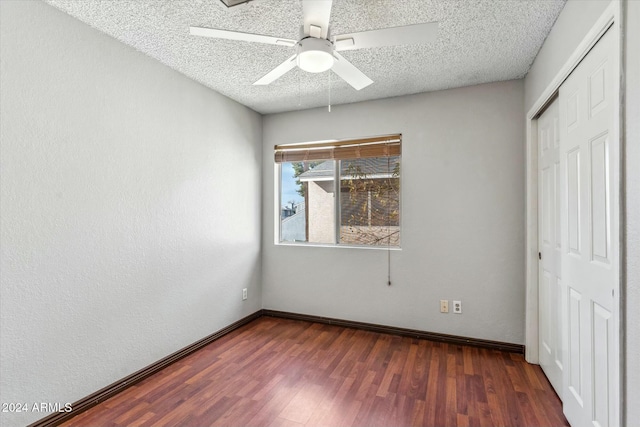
281,163,303,207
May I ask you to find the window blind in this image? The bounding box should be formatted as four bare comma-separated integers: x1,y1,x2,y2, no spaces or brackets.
274,134,401,163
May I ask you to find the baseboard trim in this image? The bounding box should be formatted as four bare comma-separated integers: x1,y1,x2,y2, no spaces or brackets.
263,309,525,354
27,310,262,427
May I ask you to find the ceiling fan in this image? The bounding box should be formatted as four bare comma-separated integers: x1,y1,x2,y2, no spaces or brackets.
190,0,438,90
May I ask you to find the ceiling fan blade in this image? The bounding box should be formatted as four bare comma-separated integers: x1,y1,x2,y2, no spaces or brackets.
301,0,333,39
190,26,296,47
333,22,438,51
331,52,373,91
253,55,298,85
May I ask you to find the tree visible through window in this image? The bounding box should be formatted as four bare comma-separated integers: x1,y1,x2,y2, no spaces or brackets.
340,157,400,246
277,135,401,247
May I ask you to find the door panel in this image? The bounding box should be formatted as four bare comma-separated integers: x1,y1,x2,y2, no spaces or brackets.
592,301,611,427
559,25,618,427
590,134,610,263
567,148,581,255
554,278,563,371
567,287,583,404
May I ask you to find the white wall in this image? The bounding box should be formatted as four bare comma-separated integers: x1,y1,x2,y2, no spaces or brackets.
624,0,640,422
0,2,262,426
262,80,525,344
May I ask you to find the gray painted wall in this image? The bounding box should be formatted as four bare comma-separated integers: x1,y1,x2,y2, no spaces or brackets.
524,0,611,112
624,0,640,422
0,2,262,426
525,0,640,422
262,80,526,344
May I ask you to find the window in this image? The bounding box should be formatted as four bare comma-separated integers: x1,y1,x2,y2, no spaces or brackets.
276,134,401,247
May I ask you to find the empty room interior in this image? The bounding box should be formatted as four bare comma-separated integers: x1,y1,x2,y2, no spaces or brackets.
0,0,638,426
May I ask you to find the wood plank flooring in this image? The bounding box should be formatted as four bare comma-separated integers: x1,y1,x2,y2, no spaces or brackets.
61,317,568,427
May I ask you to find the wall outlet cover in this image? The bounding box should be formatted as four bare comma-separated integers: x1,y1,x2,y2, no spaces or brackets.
453,300,462,314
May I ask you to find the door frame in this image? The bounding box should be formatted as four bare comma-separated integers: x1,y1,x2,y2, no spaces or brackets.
524,0,621,366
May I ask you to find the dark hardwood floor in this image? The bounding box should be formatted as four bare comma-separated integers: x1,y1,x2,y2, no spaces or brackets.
61,317,568,427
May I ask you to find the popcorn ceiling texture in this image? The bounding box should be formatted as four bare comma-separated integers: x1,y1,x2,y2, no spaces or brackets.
44,0,565,114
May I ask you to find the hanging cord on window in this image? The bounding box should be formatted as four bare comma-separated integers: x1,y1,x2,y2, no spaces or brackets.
387,153,392,286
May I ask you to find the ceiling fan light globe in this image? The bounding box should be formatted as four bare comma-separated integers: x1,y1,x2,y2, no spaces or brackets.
298,50,334,73
296,37,334,73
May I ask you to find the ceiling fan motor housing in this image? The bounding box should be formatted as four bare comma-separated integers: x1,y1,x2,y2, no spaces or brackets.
297,37,334,73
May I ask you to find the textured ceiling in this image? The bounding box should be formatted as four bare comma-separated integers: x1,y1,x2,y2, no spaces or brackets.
43,0,565,114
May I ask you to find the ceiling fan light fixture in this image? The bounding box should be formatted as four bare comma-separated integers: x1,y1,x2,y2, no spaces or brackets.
219,0,252,7
297,38,334,73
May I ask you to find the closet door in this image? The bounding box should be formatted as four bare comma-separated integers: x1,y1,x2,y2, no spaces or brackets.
559,25,619,427
538,97,563,396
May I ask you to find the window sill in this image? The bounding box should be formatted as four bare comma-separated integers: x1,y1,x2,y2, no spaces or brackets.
275,241,402,251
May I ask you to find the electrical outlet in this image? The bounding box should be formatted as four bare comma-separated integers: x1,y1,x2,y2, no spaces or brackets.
440,300,449,313
453,300,462,314
242,288,247,300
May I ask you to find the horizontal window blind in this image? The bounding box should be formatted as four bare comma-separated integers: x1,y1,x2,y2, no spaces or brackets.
274,134,401,163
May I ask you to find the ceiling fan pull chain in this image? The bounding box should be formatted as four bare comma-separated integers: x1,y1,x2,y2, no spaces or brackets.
298,69,302,107
328,70,332,112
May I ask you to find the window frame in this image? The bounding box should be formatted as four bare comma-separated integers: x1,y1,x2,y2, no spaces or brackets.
275,135,402,250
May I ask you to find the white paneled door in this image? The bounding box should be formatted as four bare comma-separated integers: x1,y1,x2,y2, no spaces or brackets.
538,97,563,397
559,25,619,427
